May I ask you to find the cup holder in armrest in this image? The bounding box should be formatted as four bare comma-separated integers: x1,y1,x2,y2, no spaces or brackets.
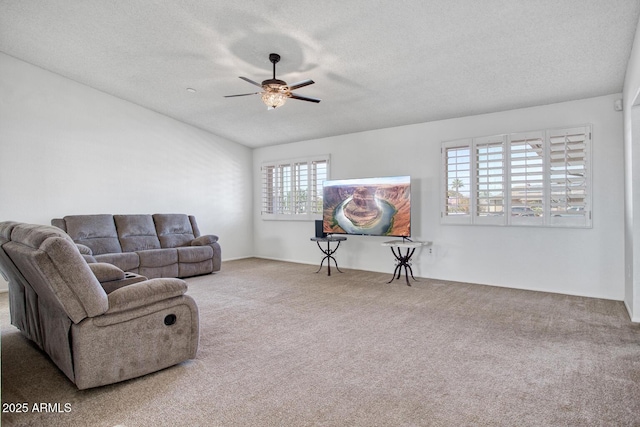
164,314,177,326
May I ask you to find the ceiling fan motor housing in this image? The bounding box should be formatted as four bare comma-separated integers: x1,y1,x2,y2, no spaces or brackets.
262,79,288,89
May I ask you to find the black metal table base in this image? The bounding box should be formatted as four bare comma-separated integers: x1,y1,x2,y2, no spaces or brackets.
315,240,344,276
387,246,418,286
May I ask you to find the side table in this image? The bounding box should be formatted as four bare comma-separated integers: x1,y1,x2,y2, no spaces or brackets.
310,235,347,276
381,240,430,286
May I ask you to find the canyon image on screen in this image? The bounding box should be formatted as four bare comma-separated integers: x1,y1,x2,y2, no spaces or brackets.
322,175,411,237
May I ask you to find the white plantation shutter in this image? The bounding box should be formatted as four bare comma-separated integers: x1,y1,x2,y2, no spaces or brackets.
475,135,506,225
293,162,307,214
509,131,544,226
261,155,329,220
261,164,275,214
547,126,591,227
310,160,328,214
278,163,292,214
441,125,591,228
442,140,472,224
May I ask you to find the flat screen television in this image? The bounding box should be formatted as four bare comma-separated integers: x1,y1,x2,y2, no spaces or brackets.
322,175,411,237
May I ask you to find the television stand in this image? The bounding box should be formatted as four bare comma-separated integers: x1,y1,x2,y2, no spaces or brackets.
381,240,430,286
310,236,347,276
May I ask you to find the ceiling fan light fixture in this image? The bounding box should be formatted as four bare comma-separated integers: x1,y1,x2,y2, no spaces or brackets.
261,88,288,110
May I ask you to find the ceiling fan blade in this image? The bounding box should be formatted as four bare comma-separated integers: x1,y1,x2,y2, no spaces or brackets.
288,79,315,90
224,92,261,98
239,76,263,88
289,93,321,103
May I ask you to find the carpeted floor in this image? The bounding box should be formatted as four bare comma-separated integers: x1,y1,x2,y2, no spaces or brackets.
2,258,640,426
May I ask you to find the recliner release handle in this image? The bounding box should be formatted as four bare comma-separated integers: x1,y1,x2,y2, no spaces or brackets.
164,314,177,326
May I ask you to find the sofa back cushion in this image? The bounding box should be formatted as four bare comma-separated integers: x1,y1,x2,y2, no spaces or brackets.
153,214,195,248
51,218,67,232
114,215,161,252
62,215,122,255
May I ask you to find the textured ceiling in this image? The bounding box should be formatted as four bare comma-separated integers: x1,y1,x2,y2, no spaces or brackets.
1,1,639,148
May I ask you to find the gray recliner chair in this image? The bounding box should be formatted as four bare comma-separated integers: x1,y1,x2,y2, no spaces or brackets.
0,221,199,390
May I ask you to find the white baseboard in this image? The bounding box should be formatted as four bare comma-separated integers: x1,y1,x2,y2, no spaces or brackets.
221,256,255,262
247,255,317,267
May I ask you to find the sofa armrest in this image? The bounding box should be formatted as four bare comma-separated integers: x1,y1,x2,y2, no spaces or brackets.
105,278,187,315
88,262,125,283
191,234,218,246
76,243,97,263
76,243,93,255
82,254,97,263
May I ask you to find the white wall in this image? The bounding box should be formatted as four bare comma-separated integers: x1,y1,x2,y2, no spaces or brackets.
0,53,254,290
0,52,628,303
623,14,640,321
254,94,625,301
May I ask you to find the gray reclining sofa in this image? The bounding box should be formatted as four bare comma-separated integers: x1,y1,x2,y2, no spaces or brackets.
0,221,199,389
51,213,221,279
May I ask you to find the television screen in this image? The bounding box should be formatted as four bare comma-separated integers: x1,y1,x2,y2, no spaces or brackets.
322,175,411,237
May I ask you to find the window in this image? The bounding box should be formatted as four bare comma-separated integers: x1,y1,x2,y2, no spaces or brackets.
443,141,471,223
442,125,591,228
261,155,329,220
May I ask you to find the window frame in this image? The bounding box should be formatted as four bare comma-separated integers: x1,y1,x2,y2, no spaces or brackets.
441,125,592,228
261,154,330,221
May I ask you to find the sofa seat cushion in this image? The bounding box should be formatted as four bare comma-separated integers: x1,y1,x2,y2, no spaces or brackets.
64,215,122,255
153,214,195,248
179,260,213,278
137,248,178,267
137,248,178,279
176,246,214,277
177,246,213,263
114,215,161,252
94,252,140,273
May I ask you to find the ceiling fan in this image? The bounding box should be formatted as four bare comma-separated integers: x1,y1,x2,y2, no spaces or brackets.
224,53,321,110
